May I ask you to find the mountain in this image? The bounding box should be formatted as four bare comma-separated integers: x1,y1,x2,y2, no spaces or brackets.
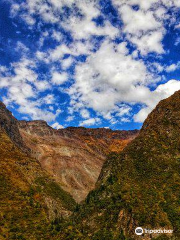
0,102,76,239
62,90,180,240
0,100,138,239
4,88,180,240
18,121,138,202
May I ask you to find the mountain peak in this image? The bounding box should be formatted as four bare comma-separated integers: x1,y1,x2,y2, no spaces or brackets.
18,120,55,137
0,101,29,153
142,89,180,132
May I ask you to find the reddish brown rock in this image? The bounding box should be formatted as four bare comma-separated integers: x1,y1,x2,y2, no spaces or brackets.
18,120,138,202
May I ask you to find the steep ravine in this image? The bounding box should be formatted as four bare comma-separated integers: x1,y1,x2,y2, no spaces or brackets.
18,120,138,202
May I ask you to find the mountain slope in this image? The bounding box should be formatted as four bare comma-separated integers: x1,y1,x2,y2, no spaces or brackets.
18,121,138,202
64,90,180,239
0,104,76,240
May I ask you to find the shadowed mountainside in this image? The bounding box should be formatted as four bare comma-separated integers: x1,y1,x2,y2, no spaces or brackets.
18,121,138,202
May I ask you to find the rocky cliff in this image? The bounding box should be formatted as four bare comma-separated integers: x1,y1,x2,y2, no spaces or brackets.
18,121,138,202
0,102,29,153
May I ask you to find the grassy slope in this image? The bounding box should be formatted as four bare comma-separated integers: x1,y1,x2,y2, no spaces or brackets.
0,129,76,240
58,91,180,240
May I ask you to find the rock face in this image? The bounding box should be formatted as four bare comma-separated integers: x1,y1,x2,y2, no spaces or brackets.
0,102,29,153
18,121,138,202
68,90,180,239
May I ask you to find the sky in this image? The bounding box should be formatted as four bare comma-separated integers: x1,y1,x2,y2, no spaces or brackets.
0,0,180,130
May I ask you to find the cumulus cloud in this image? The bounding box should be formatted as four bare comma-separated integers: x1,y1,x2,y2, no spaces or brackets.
61,57,73,70
112,0,168,55
80,109,90,119
166,63,180,72
130,30,165,55
0,57,61,122
120,4,161,34
51,72,68,85
18,104,60,122
68,40,150,115
134,80,180,122
51,122,64,129
2,0,180,127
67,38,180,124
11,0,118,40
79,117,101,126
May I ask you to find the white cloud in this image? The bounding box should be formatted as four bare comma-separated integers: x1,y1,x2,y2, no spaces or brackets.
60,1,118,40
152,62,164,73
120,5,161,34
151,62,180,73
11,0,118,41
51,30,63,42
0,57,61,123
79,117,101,126
16,41,29,54
42,94,55,104
68,40,150,116
115,105,131,117
121,117,131,122
80,109,90,119
61,57,73,70
112,0,167,55
44,41,93,64
10,0,179,58
18,104,58,122
0,58,38,106
63,18,118,40
34,80,50,91
6,0,180,126
51,122,64,129
21,14,36,25
49,45,70,62
113,0,157,11
130,30,165,55
66,115,74,122
51,71,68,85
134,79,180,122
166,63,180,72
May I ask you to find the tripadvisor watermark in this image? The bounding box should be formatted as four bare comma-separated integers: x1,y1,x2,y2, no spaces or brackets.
135,227,173,236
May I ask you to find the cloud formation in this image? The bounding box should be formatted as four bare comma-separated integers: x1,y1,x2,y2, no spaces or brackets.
0,0,180,128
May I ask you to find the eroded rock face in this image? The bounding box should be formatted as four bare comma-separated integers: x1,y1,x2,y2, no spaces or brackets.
0,102,29,153
18,121,138,202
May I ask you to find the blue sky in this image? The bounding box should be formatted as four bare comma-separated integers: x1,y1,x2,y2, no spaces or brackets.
0,0,180,130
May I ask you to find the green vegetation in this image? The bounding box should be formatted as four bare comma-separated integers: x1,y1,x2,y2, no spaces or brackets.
35,177,76,211
0,129,75,239
54,91,180,239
